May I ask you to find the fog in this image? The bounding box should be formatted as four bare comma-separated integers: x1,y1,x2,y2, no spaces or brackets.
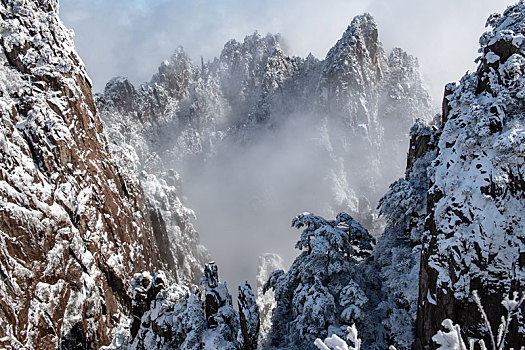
178,114,332,289
60,0,514,290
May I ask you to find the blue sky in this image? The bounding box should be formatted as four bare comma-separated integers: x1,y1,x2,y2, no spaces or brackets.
61,0,511,104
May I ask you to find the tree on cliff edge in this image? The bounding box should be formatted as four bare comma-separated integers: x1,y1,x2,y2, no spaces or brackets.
263,212,375,349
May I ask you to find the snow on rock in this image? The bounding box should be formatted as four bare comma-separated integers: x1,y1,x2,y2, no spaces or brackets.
96,69,209,288
96,15,432,235
106,263,259,350
0,0,194,348
140,170,208,284
238,281,260,350
416,2,525,348
369,119,440,350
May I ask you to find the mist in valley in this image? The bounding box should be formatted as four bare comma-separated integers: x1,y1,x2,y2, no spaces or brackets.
177,113,368,289
62,0,515,293
93,23,432,294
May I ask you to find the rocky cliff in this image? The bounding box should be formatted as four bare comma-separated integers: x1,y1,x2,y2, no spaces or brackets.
0,1,204,348
370,119,440,349
414,2,525,348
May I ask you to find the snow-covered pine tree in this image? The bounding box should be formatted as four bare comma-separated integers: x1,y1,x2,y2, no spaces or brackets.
263,212,375,349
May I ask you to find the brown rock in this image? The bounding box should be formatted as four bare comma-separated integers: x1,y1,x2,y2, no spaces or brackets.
0,1,178,348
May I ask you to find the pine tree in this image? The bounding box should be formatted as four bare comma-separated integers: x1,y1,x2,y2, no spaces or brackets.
264,212,375,349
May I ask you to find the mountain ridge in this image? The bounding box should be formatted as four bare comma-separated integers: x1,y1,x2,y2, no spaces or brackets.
4,1,523,349
96,12,432,222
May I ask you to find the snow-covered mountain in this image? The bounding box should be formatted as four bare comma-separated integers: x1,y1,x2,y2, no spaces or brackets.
96,14,433,286
2,0,524,349
0,1,205,348
96,14,432,227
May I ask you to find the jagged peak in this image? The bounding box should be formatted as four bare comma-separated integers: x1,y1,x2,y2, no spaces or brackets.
104,76,135,92
323,13,381,68
150,46,196,95
388,47,418,66
220,31,283,60
243,31,282,48
166,46,192,64
306,52,317,61
153,46,194,77
345,13,378,42
337,13,379,51
151,46,194,77
100,76,137,110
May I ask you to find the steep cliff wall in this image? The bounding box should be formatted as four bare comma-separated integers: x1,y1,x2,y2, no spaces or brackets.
0,1,202,348
415,3,525,348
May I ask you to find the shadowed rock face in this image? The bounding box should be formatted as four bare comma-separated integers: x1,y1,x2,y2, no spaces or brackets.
238,281,260,350
0,1,196,348
415,3,525,349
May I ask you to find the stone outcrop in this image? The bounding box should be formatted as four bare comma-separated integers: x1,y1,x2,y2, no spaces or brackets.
238,281,260,350
415,3,525,348
0,1,203,348
120,263,259,349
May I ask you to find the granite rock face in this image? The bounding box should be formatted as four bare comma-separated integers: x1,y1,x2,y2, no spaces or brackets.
415,3,525,348
0,1,204,348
